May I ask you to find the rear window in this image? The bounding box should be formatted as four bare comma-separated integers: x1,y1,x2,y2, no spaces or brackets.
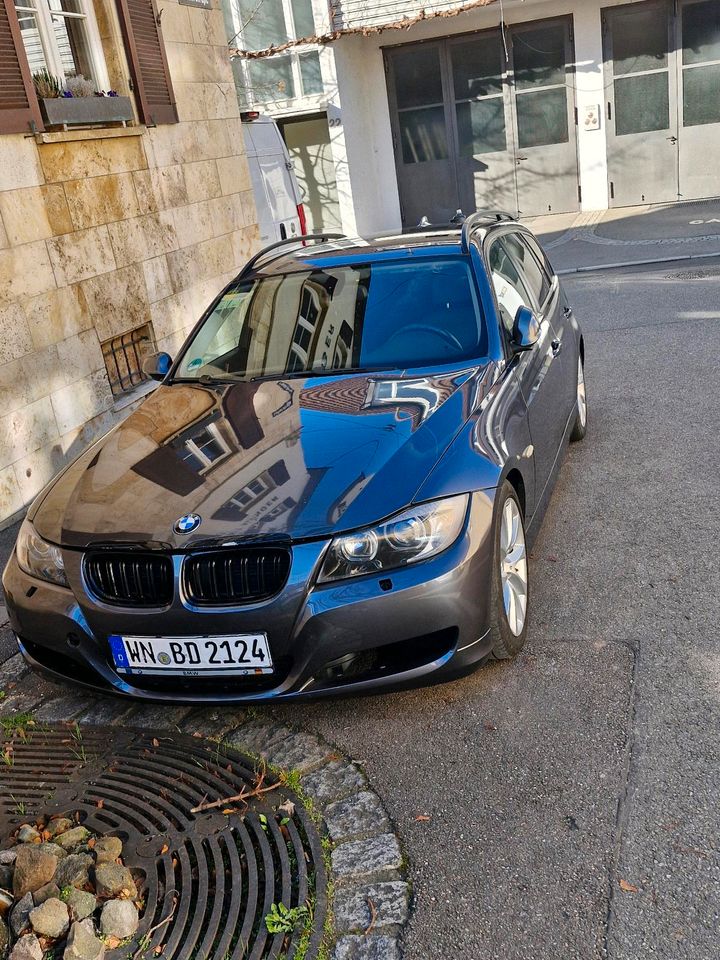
174,258,487,381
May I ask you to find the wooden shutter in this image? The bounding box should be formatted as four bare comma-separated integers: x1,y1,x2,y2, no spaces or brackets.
116,0,178,125
0,0,44,134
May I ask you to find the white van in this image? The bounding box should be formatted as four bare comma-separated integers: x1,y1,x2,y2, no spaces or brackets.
241,112,307,245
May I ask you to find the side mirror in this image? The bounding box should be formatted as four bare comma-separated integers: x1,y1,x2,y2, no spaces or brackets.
142,352,172,382
511,306,541,352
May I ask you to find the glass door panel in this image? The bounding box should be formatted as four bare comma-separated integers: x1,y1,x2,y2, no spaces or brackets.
678,0,720,197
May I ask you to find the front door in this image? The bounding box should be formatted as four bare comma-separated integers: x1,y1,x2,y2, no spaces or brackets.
603,0,720,205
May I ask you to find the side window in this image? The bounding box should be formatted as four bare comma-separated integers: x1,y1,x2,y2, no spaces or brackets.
503,232,552,309
488,238,534,336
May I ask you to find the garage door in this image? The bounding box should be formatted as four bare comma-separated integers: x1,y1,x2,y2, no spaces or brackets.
384,19,580,225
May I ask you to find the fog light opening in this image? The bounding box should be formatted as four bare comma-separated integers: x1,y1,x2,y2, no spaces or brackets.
66,632,81,648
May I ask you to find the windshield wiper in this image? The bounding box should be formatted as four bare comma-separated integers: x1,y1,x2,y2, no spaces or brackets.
251,367,374,382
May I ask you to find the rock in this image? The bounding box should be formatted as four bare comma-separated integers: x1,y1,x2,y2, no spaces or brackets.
100,900,138,939
64,919,105,960
9,893,33,938
0,865,13,889
9,933,43,960
0,851,16,866
64,889,96,922
33,881,60,905
13,846,58,898
0,917,8,956
36,842,67,862
29,898,70,939
46,819,74,839
54,829,90,853
92,838,122,866
55,854,91,890
94,864,136,901
16,827,40,845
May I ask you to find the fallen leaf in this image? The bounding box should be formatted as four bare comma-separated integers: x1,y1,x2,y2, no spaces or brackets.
160,843,169,855
87,838,96,849
154,946,164,955
222,808,239,815
96,799,104,809
277,799,295,817
105,937,121,950
152,738,160,748
192,732,202,738
619,879,638,893
414,815,431,822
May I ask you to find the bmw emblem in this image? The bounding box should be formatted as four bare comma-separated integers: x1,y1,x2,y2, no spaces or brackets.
174,513,201,534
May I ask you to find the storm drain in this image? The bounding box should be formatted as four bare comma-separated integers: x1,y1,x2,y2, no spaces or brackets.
0,724,328,959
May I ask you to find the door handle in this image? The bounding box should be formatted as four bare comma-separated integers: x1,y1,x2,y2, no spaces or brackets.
551,338,562,357
516,156,528,164
667,136,677,144
563,306,573,319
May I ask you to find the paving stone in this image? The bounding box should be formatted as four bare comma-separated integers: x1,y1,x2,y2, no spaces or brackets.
331,834,402,883
323,792,390,842
34,695,94,723
0,654,28,682
262,732,332,773
333,934,402,960
332,881,410,934
100,899,138,939
29,897,70,938
9,933,43,960
64,919,105,960
223,719,295,754
13,846,58,897
301,760,367,806
76,700,135,725
183,709,248,739
126,706,191,729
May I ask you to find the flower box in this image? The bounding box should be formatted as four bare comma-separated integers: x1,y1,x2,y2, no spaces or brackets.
40,96,134,128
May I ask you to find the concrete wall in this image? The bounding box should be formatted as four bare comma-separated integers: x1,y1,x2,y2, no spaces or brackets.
330,0,647,234
0,0,259,526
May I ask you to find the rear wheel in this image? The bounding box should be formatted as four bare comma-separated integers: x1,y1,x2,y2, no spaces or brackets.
570,354,587,442
488,482,529,660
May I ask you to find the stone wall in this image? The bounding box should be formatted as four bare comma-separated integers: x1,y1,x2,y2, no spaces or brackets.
0,0,259,526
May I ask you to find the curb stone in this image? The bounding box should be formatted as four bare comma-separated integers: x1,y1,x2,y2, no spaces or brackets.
0,657,410,958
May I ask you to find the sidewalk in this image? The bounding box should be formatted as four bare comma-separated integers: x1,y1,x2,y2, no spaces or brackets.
524,198,720,274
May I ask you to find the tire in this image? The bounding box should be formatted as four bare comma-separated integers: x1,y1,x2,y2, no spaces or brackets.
487,482,530,661
570,353,587,442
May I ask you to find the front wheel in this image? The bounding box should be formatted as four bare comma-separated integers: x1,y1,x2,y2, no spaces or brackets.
488,482,529,661
570,354,587,442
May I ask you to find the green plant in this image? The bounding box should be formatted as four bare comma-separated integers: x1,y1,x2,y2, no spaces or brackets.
32,69,61,98
264,902,309,935
70,722,87,763
10,794,26,816
0,711,35,734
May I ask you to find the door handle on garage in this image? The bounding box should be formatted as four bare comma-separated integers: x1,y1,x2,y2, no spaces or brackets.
551,338,562,356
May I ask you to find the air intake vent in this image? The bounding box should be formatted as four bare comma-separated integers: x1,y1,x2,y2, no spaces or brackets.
183,549,291,606
85,553,174,607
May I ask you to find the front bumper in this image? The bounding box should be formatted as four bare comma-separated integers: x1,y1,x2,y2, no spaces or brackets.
2,492,496,703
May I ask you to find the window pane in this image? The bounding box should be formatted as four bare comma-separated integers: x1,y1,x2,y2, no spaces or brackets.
513,24,566,89
456,98,506,155
47,0,84,12
611,9,668,74
392,46,444,109
14,4,50,74
451,36,503,98
683,63,720,125
614,72,669,134
299,51,323,95
248,55,296,101
291,0,314,38
516,88,568,147
683,0,720,64
398,106,448,163
51,14,95,81
503,233,551,307
240,0,288,49
488,239,532,335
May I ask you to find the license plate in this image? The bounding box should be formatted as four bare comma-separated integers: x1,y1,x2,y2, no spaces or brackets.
108,634,273,677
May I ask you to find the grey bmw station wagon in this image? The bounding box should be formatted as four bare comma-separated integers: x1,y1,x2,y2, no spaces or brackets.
3,211,586,703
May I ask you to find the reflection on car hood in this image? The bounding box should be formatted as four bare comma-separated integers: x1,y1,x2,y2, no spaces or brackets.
32,365,492,549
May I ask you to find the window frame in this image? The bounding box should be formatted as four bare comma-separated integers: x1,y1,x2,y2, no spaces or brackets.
15,0,110,91
485,232,536,345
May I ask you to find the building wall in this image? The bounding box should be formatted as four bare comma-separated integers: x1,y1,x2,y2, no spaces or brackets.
0,0,259,526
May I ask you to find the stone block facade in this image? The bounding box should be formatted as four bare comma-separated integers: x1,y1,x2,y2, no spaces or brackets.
0,0,259,525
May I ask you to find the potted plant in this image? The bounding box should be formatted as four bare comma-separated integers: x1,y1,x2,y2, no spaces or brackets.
33,70,134,128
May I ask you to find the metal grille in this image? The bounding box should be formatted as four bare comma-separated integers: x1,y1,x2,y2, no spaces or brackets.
183,548,291,605
0,725,328,960
102,324,155,396
85,552,174,606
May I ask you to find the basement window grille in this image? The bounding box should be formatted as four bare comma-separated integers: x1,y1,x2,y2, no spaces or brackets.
102,324,156,396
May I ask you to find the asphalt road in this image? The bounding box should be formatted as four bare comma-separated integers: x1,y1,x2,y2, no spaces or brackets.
2,259,719,958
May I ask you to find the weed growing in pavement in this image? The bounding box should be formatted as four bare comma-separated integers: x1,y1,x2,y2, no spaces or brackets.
265,901,309,935
0,711,35,734
70,722,87,763
10,794,26,815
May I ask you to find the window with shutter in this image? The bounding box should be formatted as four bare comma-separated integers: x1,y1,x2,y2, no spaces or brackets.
0,0,44,133
115,0,177,125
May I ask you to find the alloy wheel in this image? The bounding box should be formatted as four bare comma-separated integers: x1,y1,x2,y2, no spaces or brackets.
500,497,528,637
577,356,587,428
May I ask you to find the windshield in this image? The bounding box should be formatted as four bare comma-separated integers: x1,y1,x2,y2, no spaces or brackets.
173,258,487,381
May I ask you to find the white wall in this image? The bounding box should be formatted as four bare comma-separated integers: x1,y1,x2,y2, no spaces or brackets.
328,0,649,233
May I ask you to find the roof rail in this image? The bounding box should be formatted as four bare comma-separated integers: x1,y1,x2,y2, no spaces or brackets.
460,209,517,253
239,232,348,278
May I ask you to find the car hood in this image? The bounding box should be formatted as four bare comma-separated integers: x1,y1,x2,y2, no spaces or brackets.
32,365,491,549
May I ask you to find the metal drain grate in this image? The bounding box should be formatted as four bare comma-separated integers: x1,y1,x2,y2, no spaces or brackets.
0,725,327,960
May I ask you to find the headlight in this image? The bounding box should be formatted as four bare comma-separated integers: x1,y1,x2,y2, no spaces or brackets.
318,494,469,583
15,519,68,587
